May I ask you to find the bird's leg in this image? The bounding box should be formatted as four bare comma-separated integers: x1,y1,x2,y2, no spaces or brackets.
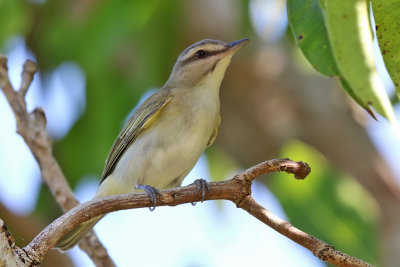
191,179,210,206
136,184,161,211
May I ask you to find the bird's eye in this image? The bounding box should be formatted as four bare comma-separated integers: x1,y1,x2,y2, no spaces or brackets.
196,50,206,59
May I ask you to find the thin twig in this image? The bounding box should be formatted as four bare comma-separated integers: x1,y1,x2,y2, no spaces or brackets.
238,196,373,267
19,60,38,97
0,56,115,267
23,159,373,267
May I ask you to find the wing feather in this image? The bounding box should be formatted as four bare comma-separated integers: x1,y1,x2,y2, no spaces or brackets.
100,89,172,183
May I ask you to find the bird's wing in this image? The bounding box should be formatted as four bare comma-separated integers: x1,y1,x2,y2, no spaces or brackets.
100,89,172,183
206,114,221,148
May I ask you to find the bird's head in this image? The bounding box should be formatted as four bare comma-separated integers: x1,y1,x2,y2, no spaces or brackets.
167,39,249,88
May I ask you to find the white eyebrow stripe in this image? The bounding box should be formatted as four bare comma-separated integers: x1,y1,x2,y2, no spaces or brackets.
179,40,226,61
180,45,226,62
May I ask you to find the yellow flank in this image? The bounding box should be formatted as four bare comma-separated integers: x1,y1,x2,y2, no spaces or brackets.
142,97,171,129
206,115,220,148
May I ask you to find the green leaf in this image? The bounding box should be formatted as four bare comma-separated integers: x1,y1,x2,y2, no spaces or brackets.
371,0,400,99
287,0,338,76
325,0,397,124
339,77,377,120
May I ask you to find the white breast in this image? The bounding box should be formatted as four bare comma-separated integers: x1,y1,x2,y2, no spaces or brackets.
96,80,221,197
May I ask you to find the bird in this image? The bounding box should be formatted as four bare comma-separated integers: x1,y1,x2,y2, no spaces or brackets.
55,38,249,250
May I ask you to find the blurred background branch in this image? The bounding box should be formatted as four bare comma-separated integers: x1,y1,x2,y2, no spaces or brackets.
0,55,114,266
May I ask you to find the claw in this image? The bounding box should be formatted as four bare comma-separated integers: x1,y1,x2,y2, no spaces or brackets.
136,184,161,211
191,179,210,205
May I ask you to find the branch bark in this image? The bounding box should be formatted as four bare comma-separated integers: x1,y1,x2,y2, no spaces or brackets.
19,158,373,267
0,55,115,267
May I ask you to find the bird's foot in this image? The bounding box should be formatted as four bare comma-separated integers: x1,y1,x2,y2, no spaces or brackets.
191,179,210,206
136,184,161,211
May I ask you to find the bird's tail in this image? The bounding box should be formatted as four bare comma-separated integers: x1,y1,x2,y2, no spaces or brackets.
55,215,103,251
56,175,121,250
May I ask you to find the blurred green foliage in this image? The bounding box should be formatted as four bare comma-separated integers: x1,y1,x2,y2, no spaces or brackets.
0,0,31,44
268,140,380,265
28,0,184,189
42,1,183,189
207,147,240,182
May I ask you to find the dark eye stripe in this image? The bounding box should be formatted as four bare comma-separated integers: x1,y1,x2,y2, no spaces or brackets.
180,46,229,66
196,50,207,58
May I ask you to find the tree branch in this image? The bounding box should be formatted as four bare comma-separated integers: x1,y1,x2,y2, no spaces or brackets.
0,55,115,266
238,196,372,267
22,158,373,267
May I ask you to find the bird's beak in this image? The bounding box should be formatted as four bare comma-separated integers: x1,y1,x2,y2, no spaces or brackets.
226,39,250,55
